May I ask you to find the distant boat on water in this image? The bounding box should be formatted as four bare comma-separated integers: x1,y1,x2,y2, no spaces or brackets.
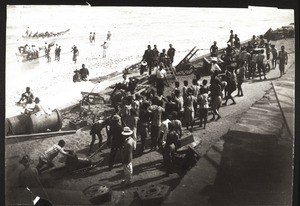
22,29,70,39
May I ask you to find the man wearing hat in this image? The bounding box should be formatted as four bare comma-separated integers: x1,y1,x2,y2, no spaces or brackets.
121,127,136,185
108,114,124,170
210,41,218,57
19,155,41,188
140,60,147,75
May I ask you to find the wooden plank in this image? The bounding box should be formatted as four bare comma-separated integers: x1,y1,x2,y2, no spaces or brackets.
6,130,77,139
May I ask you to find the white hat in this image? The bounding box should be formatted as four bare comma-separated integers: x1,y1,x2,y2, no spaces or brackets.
141,61,147,66
121,127,133,136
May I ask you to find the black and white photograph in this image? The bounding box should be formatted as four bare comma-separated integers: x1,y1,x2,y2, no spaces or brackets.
4,5,296,205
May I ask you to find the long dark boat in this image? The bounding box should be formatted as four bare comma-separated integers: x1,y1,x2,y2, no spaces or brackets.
22,29,70,39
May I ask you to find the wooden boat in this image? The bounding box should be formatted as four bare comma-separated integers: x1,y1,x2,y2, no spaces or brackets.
22,29,70,39
15,51,39,62
263,25,294,41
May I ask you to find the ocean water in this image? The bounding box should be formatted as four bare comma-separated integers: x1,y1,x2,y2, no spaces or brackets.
6,6,294,69
5,6,294,116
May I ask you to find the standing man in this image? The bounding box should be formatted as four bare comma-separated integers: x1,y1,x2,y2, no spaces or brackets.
163,122,178,176
138,101,151,155
79,64,89,81
89,32,93,43
148,99,165,151
107,31,111,41
210,41,218,57
108,114,124,170
156,62,167,95
250,35,258,47
227,30,234,46
167,44,176,65
72,45,79,64
277,45,288,77
92,32,96,43
270,44,278,69
121,127,136,185
45,47,51,63
257,49,267,80
142,45,154,75
234,34,240,49
184,88,197,132
55,44,61,61
101,42,108,58
36,140,72,175
152,45,159,66
89,118,108,153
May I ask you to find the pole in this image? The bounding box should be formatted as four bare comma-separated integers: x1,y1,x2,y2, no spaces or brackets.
6,130,77,139
88,142,107,158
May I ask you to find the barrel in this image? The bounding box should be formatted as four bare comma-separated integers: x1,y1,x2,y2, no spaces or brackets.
29,109,63,133
6,109,63,135
6,114,31,135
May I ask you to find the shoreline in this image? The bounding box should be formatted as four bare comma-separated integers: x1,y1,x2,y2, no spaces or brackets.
5,33,293,119
4,37,295,206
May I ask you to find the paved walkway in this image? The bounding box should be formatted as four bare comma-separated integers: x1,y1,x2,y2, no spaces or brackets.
164,62,295,205
272,64,295,138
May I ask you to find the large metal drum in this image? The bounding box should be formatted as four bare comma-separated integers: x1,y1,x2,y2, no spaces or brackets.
6,114,31,135
29,109,63,133
6,109,62,135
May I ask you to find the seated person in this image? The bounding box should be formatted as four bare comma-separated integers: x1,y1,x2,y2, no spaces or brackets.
24,97,44,115
73,70,81,82
79,64,89,81
17,87,34,104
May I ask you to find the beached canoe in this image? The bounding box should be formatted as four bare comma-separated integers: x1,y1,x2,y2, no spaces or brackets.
15,52,39,62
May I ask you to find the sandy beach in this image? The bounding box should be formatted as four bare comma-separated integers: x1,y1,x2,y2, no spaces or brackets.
5,5,296,206
5,36,295,205
5,6,294,118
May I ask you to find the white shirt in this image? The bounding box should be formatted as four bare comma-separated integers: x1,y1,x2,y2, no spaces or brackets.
156,68,167,79
160,119,171,141
211,63,221,72
122,77,130,86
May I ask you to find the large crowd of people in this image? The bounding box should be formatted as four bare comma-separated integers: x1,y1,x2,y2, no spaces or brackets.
17,30,289,188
